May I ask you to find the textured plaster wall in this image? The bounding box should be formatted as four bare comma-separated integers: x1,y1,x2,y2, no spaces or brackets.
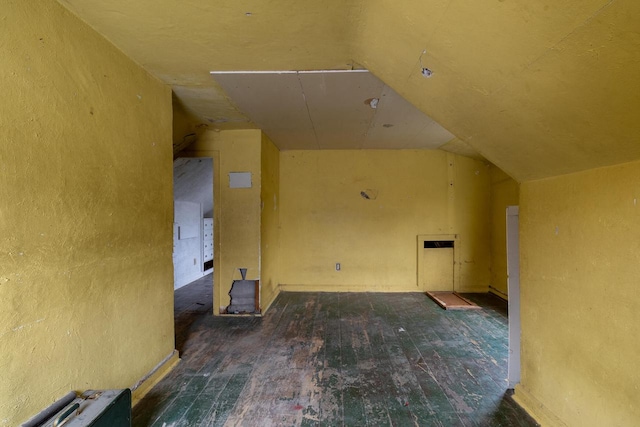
489,166,520,298
516,160,640,426
183,130,262,313
260,134,281,312
451,155,492,291
171,98,205,154
351,0,640,181
0,1,174,425
278,150,490,292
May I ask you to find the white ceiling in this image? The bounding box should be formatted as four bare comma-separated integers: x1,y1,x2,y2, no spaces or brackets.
211,70,455,151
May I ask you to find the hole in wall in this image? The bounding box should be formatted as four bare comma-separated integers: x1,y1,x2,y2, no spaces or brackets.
360,189,378,200
424,240,454,248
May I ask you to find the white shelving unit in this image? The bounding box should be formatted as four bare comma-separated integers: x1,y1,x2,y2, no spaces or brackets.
203,218,213,274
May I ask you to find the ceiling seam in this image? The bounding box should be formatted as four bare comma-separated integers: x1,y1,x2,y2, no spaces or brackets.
296,72,321,150
523,0,617,71
360,86,385,150
407,0,455,82
485,0,617,99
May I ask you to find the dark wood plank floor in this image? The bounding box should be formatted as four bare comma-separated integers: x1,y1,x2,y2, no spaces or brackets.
133,277,538,426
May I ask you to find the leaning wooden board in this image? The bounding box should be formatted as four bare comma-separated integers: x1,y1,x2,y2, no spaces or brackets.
426,291,482,310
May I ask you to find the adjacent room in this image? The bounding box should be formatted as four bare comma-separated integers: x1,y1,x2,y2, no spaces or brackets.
2,1,639,426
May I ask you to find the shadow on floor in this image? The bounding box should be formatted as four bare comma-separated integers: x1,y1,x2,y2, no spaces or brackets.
173,274,213,354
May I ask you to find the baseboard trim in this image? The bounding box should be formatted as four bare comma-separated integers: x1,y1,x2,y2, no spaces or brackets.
131,349,180,407
279,284,422,293
488,286,509,300
513,384,567,427
260,287,280,314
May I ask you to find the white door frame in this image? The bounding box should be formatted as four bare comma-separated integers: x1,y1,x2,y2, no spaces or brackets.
506,205,521,389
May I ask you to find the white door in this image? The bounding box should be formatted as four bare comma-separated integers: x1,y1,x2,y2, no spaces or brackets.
506,206,520,388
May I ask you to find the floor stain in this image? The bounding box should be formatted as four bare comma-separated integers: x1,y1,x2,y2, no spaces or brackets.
133,277,538,426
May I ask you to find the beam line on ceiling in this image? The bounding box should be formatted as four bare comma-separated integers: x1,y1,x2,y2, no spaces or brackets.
210,69,369,75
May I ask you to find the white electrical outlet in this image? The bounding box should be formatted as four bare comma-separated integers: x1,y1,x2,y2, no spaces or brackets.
336,263,341,271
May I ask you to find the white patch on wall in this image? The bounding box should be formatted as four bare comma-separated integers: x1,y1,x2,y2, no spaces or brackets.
175,201,200,240
229,172,252,188
173,201,203,290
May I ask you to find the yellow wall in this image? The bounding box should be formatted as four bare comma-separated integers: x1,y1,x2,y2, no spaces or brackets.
183,130,262,313
171,97,205,155
452,155,493,291
0,1,174,425
278,150,491,292
516,160,640,426
489,165,520,298
260,134,281,311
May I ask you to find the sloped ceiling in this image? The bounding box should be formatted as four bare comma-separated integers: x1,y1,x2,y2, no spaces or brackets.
211,70,455,150
58,0,640,182
174,157,214,217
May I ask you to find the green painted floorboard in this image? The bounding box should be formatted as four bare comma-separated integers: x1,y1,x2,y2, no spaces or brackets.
133,277,538,427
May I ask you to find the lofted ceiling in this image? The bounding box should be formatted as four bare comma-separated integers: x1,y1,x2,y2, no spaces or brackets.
58,0,640,182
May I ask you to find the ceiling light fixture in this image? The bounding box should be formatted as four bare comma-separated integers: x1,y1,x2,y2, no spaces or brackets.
419,50,433,78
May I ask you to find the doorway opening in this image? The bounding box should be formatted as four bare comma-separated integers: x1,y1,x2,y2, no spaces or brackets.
172,157,214,290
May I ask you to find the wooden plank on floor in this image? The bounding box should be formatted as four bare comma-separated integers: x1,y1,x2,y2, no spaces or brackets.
365,293,437,425
316,292,343,426
335,293,368,426
426,291,482,310
379,294,464,425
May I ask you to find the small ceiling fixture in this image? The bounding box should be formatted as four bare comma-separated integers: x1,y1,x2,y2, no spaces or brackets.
419,50,433,78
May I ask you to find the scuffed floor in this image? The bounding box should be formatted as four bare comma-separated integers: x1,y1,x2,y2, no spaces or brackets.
133,280,538,426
